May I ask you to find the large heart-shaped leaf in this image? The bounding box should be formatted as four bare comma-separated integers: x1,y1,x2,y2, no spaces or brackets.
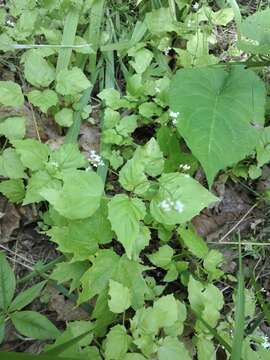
169,67,265,185
238,9,270,55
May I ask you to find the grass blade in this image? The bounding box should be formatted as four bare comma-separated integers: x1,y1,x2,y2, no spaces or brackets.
56,8,80,73
231,241,245,360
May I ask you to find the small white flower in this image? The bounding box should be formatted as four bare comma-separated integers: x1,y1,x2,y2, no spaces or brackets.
187,20,193,28
169,111,180,119
172,118,177,126
193,2,199,10
261,288,267,293
179,164,191,171
174,200,184,213
262,335,270,349
88,150,105,168
164,47,172,56
6,19,15,27
155,86,161,93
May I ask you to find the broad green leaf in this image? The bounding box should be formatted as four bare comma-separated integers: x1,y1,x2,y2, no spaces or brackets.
0,81,24,107
0,252,16,310
131,224,151,261
112,255,148,310
11,311,60,340
124,354,146,360
0,117,26,140
41,170,103,220
169,67,265,185
44,320,94,356
138,138,164,177
0,179,25,203
158,337,191,360
23,171,55,205
178,224,209,259
50,261,89,293
108,280,131,313
238,9,270,54
129,48,153,74
55,108,74,127
139,102,162,118
203,249,224,280
150,173,218,225
27,89,58,113
56,67,91,96
24,50,55,87
78,249,120,304
196,337,216,360
108,194,146,259
211,8,234,26
13,139,50,171
49,143,87,171
98,89,123,110
9,281,47,311
105,325,131,360
145,8,176,34
0,148,25,179
148,245,174,269
103,108,121,129
188,276,224,329
116,115,138,137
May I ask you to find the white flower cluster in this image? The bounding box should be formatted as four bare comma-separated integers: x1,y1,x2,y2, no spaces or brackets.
169,111,180,125
164,47,172,56
88,150,104,168
262,335,270,349
159,199,184,213
6,19,15,27
179,164,191,171
193,2,199,10
155,86,161,93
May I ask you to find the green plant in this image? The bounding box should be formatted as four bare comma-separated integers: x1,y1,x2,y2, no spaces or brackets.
0,1,270,359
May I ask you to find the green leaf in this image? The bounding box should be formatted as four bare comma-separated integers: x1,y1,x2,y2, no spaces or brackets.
0,148,25,179
145,8,176,34
112,255,148,310
148,245,174,269
13,139,50,171
98,89,123,110
27,89,58,113
131,224,151,261
49,143,87,171
178,224,209,259
116,115,138,137
129,48,153,74
78,249,120,304
196,337,216,360
203,249,224,280
238,9,270,54
0,117,26,140
55,108,74,127
0,179,25,203
150,173,218,225
9,281,47,312
158,337,191,360
188,276,224,329
41,170,103,220
108,194,146,259
0,81,24,107
211,8,234,26
50,261,88,293
105,325,131,360
124,354,146,360
11,311,60,340
23,171,54,205
0,252,16,310
169,67,266,185
24,50,55,87
56,67,91,95
108,279,131,313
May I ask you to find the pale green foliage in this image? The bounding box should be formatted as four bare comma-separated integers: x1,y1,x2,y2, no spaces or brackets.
169,67,266,185
56,67,91,95
108,280,131,313
105,325,131,360
0,252,16,311
0,148,25,179
108,194,146,259
27,89,58,113
0,179,25,203
13,139,50,171
55,107,74,127
157,337,191,360
0,81,24,107
41,170,103,219
24,50,55,87
151,173,218,225
0,117,26,140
